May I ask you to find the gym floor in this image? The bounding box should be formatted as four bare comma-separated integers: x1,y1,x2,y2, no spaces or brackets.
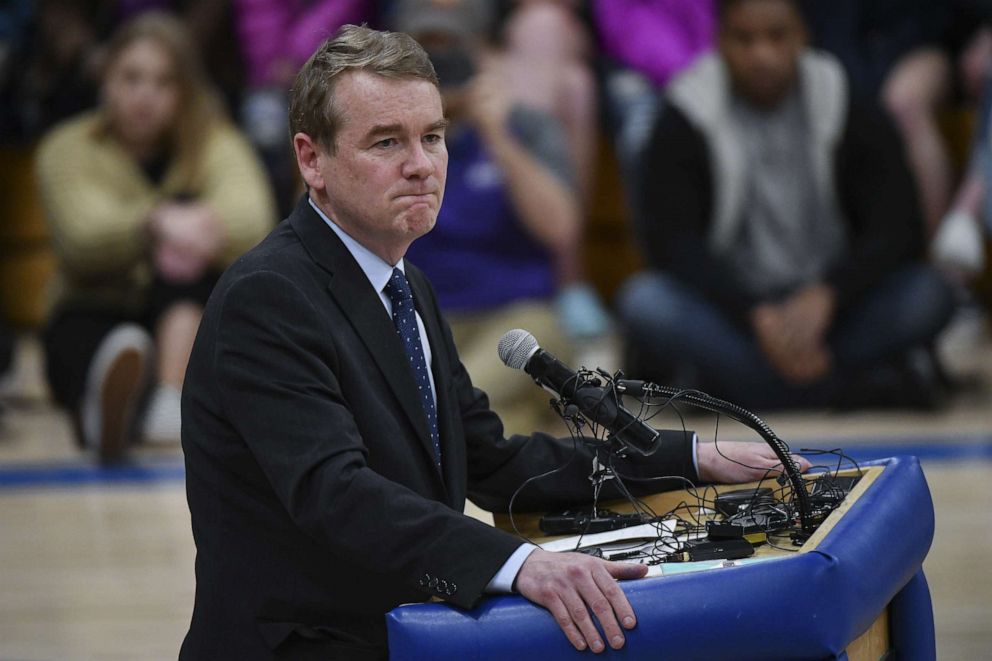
1,317,989,660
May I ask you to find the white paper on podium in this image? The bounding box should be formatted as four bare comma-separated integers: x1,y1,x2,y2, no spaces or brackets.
645,554,782,577
540,519,680,555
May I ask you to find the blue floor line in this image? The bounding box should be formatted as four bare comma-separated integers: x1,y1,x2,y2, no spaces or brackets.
0,435,989,490
0,460,186,489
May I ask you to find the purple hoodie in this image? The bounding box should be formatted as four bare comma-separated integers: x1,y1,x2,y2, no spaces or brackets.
233,0,373,87
592,0,716,88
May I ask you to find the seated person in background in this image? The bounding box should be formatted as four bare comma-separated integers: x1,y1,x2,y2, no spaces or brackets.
393,0,586,433
35,11,275,461
798,0,956,237
497,0,614,345
933,71,992,280
932,3,992,278
498,0,596,200
617,0,956,410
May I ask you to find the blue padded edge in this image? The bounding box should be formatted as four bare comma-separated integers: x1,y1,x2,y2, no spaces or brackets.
890,570,936,660
387,456,934,660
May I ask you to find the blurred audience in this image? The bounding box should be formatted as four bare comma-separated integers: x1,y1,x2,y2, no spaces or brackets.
617,0,956,410
1,0,988,440
232,0,374,216
800,0,992,246
592,0,716,182
0,0,243,145
0,320,12,385
799,0,952,236
499,0,597,200
931,2,992,278
34,11,274,461
934,74,992,279
591,0,717,242
392,0,587,432
493,0,612,343
0,0,105,144
129,0,246,113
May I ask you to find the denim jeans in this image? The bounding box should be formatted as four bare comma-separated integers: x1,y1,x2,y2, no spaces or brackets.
616,264,956,409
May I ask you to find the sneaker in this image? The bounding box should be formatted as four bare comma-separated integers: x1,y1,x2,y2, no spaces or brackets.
932,209,986,275
140,383,182,445
555,282,613,340
80,324,152,462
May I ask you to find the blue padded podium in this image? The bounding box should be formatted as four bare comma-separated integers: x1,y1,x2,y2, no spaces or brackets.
387,456,936,660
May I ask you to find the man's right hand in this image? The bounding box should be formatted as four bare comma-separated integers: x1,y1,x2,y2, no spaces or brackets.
514,548,646,653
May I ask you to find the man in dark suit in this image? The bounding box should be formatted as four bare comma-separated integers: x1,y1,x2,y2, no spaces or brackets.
180,24,810,660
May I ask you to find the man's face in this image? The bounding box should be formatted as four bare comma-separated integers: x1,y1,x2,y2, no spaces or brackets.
303,71,448,264
719,0,806,109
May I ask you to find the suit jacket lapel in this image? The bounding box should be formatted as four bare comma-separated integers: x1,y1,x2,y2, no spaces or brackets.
288,200,444,483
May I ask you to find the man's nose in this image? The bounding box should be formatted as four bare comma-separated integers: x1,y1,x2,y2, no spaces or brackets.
402,142,434,179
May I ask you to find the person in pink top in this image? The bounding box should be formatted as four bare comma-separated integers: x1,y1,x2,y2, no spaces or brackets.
593,0,716,89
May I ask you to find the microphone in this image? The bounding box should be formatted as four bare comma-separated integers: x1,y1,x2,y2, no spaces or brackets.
497,329,660,455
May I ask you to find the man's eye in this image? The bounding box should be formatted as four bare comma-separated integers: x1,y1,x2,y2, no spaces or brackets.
375,138,397,148
424,134,443,145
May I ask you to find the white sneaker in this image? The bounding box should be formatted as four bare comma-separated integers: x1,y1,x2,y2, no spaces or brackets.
141,383,182,445
932,209,986,274
80,324,152,462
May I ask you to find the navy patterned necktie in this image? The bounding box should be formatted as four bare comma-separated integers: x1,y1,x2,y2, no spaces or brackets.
383,268,441,469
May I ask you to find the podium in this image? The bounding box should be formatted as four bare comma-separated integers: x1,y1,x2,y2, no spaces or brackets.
386,456,936,660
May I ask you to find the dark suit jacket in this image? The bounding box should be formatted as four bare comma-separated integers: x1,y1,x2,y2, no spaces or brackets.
179,197,698,660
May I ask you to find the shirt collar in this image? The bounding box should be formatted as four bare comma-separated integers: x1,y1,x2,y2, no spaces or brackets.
308,196,404,294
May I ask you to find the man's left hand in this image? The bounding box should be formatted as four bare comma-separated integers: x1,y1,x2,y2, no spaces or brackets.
697,440,811,484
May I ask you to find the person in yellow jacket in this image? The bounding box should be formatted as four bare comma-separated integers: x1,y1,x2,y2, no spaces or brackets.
35,11,275,462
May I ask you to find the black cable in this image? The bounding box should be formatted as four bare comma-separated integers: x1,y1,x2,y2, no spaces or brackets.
636,383,814,534
506,431,582,545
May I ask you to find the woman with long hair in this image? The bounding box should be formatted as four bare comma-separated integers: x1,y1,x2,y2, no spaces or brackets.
36,10,275,462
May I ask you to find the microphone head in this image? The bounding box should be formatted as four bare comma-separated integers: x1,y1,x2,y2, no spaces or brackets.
497,329,539,370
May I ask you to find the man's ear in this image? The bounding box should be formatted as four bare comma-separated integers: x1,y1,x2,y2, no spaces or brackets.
293,132,327,192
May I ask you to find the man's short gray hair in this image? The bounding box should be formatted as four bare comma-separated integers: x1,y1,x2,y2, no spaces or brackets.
289,24,439,151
